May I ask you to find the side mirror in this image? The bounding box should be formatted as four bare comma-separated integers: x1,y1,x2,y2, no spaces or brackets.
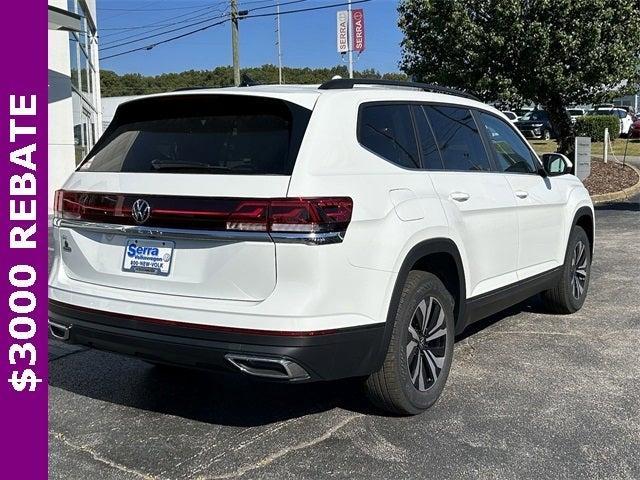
541,153,573,176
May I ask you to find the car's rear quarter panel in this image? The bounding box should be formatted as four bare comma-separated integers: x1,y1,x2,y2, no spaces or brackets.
286,91,460,326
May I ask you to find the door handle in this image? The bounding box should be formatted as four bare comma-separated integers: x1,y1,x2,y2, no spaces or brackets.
514,190,529,199
450,191,470,202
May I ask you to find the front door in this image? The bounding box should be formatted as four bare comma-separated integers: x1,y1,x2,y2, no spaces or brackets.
475,111,567,280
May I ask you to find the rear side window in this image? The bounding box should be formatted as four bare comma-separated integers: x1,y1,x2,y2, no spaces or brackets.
358,104,420,169
424,106,491,172
79,95,311,175
478,112,539,173
411,105,444,170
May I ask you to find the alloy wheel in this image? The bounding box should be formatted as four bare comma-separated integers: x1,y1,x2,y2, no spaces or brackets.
571,240,588,300
406,297,447,392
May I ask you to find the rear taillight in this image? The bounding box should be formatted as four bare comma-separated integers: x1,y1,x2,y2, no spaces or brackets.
55,191,353,236
226,200,270,232
269,197,352,233
221,197,354,233
53,190,64,215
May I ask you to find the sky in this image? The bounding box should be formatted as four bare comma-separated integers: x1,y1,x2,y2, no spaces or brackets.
97,0,405,76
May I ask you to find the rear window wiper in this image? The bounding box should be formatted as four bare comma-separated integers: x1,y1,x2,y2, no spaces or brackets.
150,160,232,172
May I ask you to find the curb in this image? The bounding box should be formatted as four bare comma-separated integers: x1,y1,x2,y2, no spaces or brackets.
590,163,640,204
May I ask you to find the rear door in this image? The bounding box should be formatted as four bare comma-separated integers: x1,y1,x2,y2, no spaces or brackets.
475,111,567,279
413,104,519,297
56,94,312,302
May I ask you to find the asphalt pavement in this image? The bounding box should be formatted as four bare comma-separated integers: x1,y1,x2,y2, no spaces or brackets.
48,196,640,480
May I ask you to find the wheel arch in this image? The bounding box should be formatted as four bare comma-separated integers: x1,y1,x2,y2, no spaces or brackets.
571,206,594,258
370,238,467,372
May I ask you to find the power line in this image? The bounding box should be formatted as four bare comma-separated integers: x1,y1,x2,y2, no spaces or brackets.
100,0,165,21
100,18,229,61
101,11,231,51
101,0,307,51
244,0,307,13
100,4,227,34
100,3,213,12
245,0,369,20
99,1,296,36
239,0,281,6
100,0,371,62
101,8,229,45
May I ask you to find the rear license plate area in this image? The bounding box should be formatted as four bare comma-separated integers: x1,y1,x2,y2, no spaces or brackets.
122,238,174,276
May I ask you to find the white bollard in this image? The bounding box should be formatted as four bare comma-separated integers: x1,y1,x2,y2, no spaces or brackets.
603,128,608,164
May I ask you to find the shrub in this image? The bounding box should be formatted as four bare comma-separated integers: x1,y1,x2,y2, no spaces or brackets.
574,115,621,142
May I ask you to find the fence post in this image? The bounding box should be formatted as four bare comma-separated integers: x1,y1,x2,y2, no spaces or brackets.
603,128,608,164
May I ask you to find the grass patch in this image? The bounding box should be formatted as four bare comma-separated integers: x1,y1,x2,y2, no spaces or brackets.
529,138,640,158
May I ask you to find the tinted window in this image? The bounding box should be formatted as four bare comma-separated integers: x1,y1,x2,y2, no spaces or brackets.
424,106,491,171
79,95,310,175
359,104,420,169
479,112,539,173
521,111,549,121
412,106,444,170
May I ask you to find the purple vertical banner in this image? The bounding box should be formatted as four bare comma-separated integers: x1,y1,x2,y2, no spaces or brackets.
0,0,48,478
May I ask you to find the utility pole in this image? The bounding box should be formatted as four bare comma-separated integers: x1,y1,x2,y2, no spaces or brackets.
231,0,240,86
276,0,283,84
347,0,353,79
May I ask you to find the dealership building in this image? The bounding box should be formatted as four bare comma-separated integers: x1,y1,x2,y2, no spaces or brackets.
48,0,102,212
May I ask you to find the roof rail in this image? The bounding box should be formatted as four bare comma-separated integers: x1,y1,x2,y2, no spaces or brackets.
317,78,480,101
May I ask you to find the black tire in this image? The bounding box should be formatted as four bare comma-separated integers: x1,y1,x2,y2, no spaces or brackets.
542,226,591,314
542,129,551,140
365,271,455,415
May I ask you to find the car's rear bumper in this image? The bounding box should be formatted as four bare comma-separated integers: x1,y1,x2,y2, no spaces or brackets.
48,300,386,382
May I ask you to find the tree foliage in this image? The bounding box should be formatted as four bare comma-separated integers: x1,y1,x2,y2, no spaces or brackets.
399,0,640,153
100,65,407,97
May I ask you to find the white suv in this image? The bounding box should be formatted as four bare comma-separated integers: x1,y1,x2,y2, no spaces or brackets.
48,79,594,414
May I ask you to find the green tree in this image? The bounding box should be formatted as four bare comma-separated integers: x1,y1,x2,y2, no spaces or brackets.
100,65,407,97
399,0,640,154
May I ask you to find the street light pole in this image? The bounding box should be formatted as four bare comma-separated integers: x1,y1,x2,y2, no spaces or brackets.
347,0,353,79
276,0,283,84
231,0,240,86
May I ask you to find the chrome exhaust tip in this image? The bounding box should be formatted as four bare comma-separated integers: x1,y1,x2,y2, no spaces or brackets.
225,354,309,381
48,320,71,341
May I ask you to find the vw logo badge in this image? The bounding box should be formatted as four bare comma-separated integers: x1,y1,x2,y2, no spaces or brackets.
132,199,151,224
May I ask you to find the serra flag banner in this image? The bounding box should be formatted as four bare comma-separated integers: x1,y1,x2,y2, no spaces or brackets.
352,8,366,53
336,10,349,53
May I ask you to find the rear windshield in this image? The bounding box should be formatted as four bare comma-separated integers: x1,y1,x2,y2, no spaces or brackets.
521,111,548,121
79,95,311,175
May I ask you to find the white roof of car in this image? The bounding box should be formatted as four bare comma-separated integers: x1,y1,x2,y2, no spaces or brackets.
116,83,495,114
